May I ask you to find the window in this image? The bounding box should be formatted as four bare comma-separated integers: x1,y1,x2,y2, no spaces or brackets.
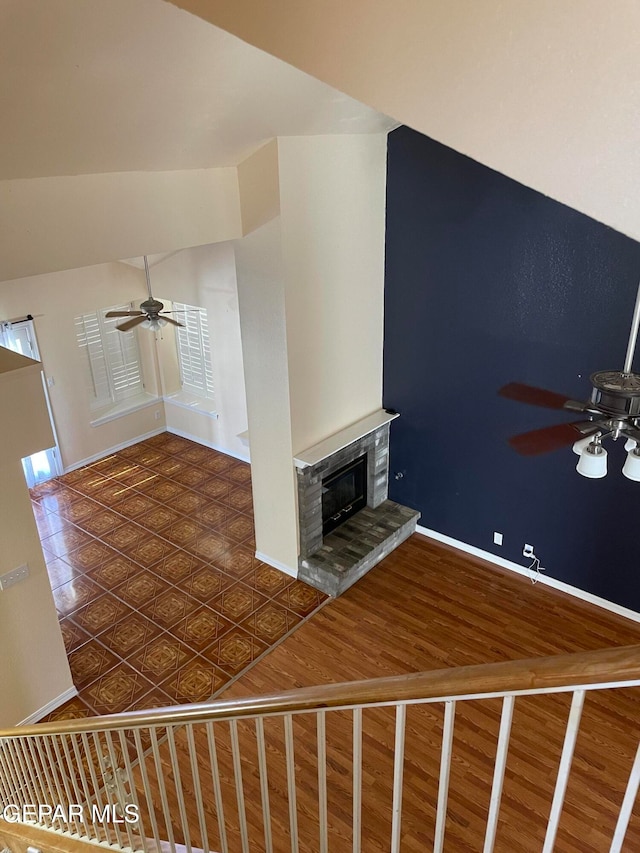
172,302,214,398
75,305,144,410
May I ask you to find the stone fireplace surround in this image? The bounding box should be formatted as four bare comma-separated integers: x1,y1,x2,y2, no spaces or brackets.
295,410,420,596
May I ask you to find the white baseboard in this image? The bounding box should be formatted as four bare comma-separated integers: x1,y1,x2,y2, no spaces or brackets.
18,686,78,726
416,525,640,625
167,426,250,463
63,428,165,473
255,551,298,578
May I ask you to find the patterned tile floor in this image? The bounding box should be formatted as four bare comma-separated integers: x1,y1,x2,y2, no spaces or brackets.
30,432,328,721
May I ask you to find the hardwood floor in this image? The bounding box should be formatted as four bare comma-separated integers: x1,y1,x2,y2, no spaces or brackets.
132,534,640,852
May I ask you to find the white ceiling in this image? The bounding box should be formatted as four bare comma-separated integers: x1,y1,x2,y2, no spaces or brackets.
0,0,395,181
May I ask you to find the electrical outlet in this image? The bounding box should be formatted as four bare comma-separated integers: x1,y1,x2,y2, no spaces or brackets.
0,563,29,590
523,544,534,558
493,532,503,546
154,410,161,420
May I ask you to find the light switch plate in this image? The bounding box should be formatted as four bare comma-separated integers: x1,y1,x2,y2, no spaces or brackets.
0,564,29,590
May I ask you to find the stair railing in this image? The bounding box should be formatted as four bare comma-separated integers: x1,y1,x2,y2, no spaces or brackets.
1,644,640,853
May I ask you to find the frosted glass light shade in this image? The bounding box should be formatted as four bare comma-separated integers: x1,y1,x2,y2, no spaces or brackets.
624,437,638,452
141,316,167,331
622,448,640,481
572,435,594,455
576,444,607,478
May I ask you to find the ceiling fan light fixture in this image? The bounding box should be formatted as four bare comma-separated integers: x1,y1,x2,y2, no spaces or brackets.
141,316,167,332
572,435,595,456
576,440,608,479
622,447,640,481
624,437,638,452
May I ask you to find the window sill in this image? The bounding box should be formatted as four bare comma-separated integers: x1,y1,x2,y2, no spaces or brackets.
90,394,161,427
164,391,219,419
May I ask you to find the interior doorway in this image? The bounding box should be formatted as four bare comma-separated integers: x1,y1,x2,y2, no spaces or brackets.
0,318,62,487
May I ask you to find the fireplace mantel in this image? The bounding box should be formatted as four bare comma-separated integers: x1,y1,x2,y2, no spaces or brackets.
294,409,399,469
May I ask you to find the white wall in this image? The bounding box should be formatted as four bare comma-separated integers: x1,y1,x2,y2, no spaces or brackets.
235,218,299,572
278,134,387,454
0,262,165,469
238,139,280,235
0,357,73,726
231,135,388,574
0,168,242,282
149,243,249,460
175,0,640,242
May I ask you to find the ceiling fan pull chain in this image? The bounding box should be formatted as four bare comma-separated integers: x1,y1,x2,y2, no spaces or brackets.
623,279,640,374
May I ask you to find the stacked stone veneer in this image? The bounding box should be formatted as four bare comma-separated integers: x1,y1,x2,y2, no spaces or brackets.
297,423,391,559
296,423,420,596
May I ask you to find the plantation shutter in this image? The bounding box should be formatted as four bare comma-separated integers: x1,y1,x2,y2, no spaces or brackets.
173,303,214,398
75,305,144,408
75,313,111,407
103,312,143,400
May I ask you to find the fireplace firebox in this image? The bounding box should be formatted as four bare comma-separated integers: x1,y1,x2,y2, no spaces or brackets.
321,454,367,535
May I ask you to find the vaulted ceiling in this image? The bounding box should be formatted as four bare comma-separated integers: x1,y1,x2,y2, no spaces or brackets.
0,0,393,180
172,0,640,244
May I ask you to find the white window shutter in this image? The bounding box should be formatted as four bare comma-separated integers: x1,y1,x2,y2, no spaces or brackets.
75,313,111,407
75,305,144,409
173,303,214,398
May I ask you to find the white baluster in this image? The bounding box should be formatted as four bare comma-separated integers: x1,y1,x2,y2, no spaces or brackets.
117,729,148,853
60,733,91,838
317,710,328,853
352,708,362,853
483,695,515,852
284,714,299,853
149,727,176,853
542,690,585,853
390,704,407,853
132,728,163,853
166,726,192,853
185,723,209,853
230,719,250,853
81,732,114,847
434,700,456,853
206,722,229,853
104,729,137,852
255,717,273,853
42,737,70,836
610,740,640,852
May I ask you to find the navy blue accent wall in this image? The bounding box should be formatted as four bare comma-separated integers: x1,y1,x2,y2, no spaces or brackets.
383,126,640,611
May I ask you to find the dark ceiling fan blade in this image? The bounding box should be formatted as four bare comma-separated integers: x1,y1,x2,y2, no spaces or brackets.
508,421,602,456
499,382,586,412
116,316,148,332
161,317,185,327
105,310,144,318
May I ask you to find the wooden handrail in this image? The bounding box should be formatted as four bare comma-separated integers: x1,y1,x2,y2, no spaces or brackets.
3,644,640,739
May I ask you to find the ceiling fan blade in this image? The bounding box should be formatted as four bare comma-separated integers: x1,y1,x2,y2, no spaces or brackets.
161,317,185,327
116,316,147,332
105,311,143,318
508,421,602,456
499,382,586,412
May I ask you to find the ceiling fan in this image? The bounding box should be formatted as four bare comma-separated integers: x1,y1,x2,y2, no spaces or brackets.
106,256,185,332
500,281,640,479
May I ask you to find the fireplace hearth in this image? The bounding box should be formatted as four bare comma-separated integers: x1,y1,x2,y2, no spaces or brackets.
295,410,420,596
